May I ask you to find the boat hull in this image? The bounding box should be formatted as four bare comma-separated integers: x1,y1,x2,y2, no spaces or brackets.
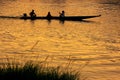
0,15,101,21
20,15,101,20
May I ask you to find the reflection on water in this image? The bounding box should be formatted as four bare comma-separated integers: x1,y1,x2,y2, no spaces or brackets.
0,0,120,80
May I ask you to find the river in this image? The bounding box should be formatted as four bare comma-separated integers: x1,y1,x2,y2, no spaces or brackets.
0,0,120,80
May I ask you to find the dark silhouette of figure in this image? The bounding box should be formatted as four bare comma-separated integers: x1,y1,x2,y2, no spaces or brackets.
59,10,65,17
29,10,36,18
22,13,27,20
46,12,52,18
46,12,52,23
46,12,52,21
23,13,27,17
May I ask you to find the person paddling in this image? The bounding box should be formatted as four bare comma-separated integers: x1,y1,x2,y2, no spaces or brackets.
23,13,27,17
46,12,52,18
59,10,65,17
29,10,36,18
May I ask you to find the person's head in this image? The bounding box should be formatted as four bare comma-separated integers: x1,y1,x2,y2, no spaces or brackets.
23,13,27,16
62,11,64,13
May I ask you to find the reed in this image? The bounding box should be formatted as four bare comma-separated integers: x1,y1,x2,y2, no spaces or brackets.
0,61,80,80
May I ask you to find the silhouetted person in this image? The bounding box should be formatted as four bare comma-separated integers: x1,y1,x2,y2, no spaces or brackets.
22,13,27,19
46,12,52,18
29,10,36,18
23,13,27,17
46,12,52,21
59,10,65,17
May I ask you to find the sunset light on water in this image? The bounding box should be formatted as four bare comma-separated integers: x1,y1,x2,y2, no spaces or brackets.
0,0,120,80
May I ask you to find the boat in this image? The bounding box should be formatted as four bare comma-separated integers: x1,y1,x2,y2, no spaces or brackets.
0,15,101,21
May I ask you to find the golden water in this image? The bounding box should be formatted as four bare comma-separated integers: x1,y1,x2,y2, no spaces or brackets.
0,0,120,80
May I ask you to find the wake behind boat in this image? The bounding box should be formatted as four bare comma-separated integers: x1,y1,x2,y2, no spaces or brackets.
0,15,101,21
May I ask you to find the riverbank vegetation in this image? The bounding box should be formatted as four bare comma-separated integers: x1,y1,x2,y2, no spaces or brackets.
0,61,80,80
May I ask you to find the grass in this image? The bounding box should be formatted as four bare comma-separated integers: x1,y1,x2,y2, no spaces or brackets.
0,61,80,80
